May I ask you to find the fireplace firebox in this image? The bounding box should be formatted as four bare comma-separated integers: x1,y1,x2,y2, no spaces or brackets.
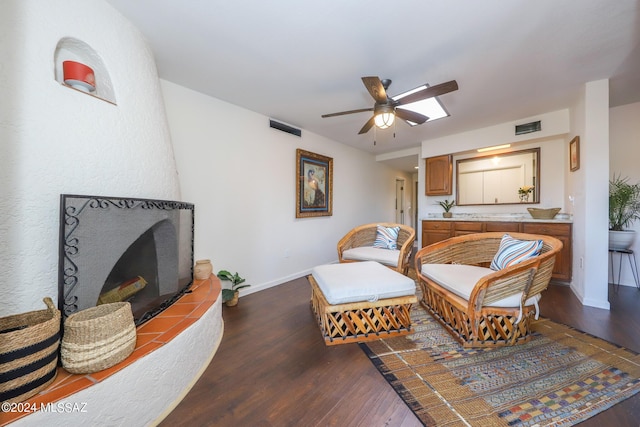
58,195,194,326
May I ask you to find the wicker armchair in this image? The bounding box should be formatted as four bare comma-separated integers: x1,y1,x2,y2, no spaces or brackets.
337,223,415,275
415,232,563,347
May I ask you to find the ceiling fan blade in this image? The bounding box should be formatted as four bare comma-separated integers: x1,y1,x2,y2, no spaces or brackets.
361,76,388,104
321,107,373,118
395,80,459,106
358,116,376,134
395,108,429,125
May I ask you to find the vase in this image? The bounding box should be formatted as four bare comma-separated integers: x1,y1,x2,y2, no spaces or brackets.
225,291,239,307
62,61,96,92
194,259,213,280
442,212,453,218
519,193,530,203
609,230,636,250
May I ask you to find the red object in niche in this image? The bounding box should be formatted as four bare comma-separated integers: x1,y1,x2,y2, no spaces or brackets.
62,60,96,92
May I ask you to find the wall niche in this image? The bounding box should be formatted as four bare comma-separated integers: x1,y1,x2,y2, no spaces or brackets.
54,37,116,105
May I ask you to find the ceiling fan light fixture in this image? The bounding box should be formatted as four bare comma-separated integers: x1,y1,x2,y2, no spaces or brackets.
374,104,395,129
374,112,395,129
322,77,458,135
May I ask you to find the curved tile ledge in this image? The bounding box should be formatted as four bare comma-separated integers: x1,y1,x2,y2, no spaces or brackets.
1,276,222,427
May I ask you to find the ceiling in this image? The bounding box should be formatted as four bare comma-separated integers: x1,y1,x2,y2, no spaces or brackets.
106,0,640,172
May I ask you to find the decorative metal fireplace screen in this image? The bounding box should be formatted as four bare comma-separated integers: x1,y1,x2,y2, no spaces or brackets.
59,195,194,326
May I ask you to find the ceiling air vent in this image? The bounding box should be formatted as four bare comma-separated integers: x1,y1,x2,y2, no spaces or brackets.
270,119,301,137
515,120,541,135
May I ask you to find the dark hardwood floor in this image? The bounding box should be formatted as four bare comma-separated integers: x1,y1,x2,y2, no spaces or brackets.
159,276,640,427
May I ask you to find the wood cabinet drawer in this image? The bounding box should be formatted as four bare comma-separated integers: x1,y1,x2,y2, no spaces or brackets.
453,221,483,232
485,222,521,233
422,230,451,247
522,223,571,236
422,221,452,231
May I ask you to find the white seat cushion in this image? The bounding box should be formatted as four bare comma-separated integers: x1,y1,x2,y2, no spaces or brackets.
421,264,540,308
342,247,401,267
312,261,415,305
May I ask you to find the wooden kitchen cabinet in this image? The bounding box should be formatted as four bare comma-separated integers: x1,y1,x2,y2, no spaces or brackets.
425,155,452,196
421,219,572,282
452,221,483,236
421,220,452,246
522,223,572,281
485,221,521,233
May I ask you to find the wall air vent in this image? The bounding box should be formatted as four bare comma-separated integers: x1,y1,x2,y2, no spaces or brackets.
269,119,301,137
515,120,541,135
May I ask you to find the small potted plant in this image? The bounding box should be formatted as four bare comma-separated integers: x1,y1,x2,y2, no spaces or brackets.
217,270,251,307
518,186,534,202
437,199,455,218
609,174,640,250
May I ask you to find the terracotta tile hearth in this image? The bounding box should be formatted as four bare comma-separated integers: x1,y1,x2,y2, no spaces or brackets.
0,276,220,426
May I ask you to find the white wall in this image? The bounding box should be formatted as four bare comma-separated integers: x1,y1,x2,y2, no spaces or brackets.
161,80,412,296
579,80,610,308
0,0,179,317
567,87,587,301
610,101,640,287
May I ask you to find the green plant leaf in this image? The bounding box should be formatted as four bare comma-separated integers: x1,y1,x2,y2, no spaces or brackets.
217,270,233,281
609,174,640,230
217,269,251,291
221,288,236,302
436,199,455,212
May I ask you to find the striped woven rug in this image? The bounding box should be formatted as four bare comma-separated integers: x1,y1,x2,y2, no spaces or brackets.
359,301,640,426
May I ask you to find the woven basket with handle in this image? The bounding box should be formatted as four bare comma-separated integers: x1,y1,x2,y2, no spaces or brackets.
61,302,136,374
0,297,61,403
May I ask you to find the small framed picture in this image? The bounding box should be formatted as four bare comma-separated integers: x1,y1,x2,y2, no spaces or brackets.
569,136,580,172
296,149,333,218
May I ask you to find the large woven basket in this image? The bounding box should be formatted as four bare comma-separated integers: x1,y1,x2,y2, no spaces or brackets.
527,207,561,219
61,302,136,374
0,297,60,403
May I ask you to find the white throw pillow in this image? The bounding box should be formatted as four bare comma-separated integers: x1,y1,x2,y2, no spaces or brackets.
372,225,400,250
490,234,543,271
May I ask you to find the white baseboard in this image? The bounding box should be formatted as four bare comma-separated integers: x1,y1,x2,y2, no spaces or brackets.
240,267,323,297
236,259,343,298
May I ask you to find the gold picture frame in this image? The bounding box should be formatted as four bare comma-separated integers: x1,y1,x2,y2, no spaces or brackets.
569,136,580,172
296,149,333,218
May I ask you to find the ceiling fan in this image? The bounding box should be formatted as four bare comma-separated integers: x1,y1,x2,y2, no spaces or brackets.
321,76,458,134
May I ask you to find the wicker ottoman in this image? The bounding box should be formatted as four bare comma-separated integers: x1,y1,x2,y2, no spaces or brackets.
310,261,417,346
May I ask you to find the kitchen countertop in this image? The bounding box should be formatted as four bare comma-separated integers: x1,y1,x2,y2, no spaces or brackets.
423,213,573,223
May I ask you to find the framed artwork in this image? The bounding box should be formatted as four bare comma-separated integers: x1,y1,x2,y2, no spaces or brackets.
569,136,580,172
296,149,333,218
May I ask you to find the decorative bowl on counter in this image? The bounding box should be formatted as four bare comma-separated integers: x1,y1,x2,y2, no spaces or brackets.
527,207,561,219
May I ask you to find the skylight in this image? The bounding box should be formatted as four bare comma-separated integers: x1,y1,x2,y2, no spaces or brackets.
392,84,449,126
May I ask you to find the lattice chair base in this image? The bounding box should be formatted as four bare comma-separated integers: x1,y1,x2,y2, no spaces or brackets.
420,282,537,348
309,275,417,346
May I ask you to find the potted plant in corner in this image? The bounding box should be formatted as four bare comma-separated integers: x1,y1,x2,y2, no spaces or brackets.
217,270,251,307
437,199,455,218
609,174,640,250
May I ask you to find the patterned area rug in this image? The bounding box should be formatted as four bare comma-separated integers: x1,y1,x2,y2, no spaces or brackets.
359,300,640,426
